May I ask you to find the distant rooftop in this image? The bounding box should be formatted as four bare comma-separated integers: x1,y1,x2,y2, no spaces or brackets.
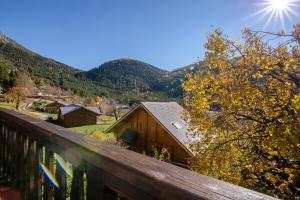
56,100,68,106
60,104,101,116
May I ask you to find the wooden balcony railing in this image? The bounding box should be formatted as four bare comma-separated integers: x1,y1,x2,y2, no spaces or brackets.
0,108,277,200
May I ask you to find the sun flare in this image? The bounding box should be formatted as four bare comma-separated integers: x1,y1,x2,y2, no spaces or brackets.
270,0,289,10
248,0,300,30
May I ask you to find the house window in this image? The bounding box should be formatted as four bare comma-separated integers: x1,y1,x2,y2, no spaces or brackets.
120,128,137,151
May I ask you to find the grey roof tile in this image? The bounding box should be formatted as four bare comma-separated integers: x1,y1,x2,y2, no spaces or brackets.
60,105,101,116
141,102,195,155
56,100,68,106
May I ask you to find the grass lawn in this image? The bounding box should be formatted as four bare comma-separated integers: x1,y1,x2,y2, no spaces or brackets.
69,115,116,142
69,124,108,135
0,102,17,110
0,102,116,142
0,102,57,120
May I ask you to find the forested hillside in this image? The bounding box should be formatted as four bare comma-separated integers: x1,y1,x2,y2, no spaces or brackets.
0,32,110,97
78,59,168,91
79,59,204,98
0,32,203,102
155,61,204,97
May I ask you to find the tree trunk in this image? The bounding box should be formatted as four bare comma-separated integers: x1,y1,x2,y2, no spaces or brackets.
16,96,20,110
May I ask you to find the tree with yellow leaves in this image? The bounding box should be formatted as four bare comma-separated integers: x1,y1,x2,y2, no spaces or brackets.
94,96,102,104
6,87,25,110
183,23,300,199
6,73,36,110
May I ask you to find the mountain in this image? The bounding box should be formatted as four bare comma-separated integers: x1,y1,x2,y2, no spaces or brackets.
79,59,204,99
78,59,167,91
155,61,204,97
0,32,204,102
0,32,110,97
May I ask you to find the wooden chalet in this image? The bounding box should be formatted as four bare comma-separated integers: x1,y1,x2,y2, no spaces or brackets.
58,104,101,127
106,102,195,167
45,100,67,113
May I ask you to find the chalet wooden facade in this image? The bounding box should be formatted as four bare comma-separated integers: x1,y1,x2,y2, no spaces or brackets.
45,100,67,113
58,104,101,127
106,102,194,167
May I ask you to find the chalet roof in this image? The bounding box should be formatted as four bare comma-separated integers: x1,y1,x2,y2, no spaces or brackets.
46,100,68,107
60,105,101,116
85,107,102,114
106,102,198,156
65,103,81,107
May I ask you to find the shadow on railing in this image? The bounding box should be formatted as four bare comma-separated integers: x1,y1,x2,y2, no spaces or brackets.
0,108,277,200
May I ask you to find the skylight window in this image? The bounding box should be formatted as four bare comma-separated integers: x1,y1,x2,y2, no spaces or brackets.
172,121,183,129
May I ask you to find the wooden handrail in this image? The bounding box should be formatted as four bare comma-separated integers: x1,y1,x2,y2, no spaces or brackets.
0,108,277,200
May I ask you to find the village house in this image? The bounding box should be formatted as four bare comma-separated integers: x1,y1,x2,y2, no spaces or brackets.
105,102,195,167
45,100,67,113
58,104,101,127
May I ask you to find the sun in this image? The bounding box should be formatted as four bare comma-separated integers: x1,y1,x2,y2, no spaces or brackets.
247,0,300,30
270,0,289,10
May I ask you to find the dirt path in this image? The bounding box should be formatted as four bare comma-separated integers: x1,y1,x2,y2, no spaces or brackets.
19,101,54,120
0,100,56,121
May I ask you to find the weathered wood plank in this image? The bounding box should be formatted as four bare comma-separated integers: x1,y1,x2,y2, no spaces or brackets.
0,122,6,177
10,130,17,187
86,166,104,200
0,122,5,176
16,133,24,189
25,139,35,199
54,157,67,200
70,167,84,200
6,126,13,185
20,134,28,198
44,149,54,200
34,144,43,200
9,130,15,187
3,124,9,181
103,186,119,200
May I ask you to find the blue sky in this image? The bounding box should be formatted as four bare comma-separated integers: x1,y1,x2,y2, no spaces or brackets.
0,0,299,71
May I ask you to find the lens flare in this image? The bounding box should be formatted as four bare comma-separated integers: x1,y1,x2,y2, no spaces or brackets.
39,163,60,189
247,0,300,30
55,154,73,177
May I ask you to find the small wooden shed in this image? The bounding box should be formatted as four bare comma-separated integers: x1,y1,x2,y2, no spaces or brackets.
46,100,67,113
58,104,101,127
106,102,195,167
